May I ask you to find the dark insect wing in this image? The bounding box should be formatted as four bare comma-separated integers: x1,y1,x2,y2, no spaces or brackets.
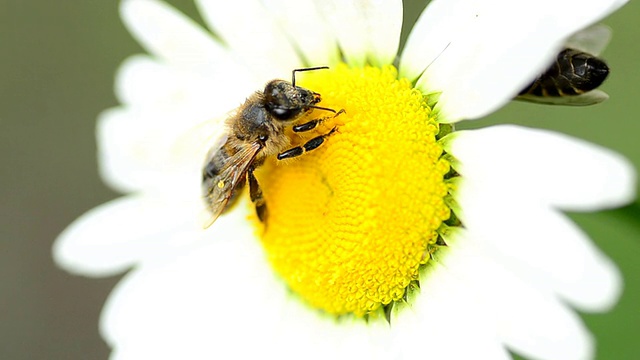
516,90,608,106
203,141,262,226
564,23,611,56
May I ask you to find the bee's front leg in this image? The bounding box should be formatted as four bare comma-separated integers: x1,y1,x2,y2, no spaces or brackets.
292,109,345,132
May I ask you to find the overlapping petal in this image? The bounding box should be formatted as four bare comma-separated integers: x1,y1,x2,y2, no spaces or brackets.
444,125,636,212
101,210,396,359
444,126,631,311
287,0,400,68
440,233,594,360
401,0,627,122
252,0,340,66
54,195,205,276
97,106,219,195
196,0,303,79
121,0,227,67
114,55,252,111
393,262,511,359
311,0,371,67
460,194,622,312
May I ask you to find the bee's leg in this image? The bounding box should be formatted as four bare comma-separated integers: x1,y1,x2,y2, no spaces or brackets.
277,127,338,160
293,109,345,133
247,167,267,222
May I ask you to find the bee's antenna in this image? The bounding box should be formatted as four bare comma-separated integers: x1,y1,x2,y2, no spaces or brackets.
292,66,330,87
310,105,337,114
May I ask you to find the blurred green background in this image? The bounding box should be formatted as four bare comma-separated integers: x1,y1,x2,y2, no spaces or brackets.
1,0,638,359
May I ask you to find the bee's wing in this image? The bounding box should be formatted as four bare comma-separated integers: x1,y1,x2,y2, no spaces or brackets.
203,141,262,227
171,115,229,163
565,24,612,56
517,89,609,106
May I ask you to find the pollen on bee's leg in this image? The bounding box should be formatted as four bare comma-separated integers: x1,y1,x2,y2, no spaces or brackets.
253,64,455,318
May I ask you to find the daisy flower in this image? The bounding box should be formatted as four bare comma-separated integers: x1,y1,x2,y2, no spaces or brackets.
54,0,635,359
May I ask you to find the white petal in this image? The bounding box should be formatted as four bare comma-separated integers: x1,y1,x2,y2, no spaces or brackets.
400,0,481,82
115,55,175,107
357,0,403,67
260,0,340,67
97,107,221,195
101,235,280,357
441,233,595,360
120,0,227,67
401,0,627,122
101,217,396,359
118,1,262,106
444,125,636,211
307,0,403,67
450,175,623,311
53,195,209,277
114,55,255,109
392,261,510,359
313,0,369,67
96,107,168,194
196,0,303,80
276,303,394,360
109,247,519,358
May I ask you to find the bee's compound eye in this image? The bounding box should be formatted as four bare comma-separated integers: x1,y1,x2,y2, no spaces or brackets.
259,135,268,142
270,107,300,120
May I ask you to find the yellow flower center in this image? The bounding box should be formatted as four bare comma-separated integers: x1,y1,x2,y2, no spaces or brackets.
254,64,451,317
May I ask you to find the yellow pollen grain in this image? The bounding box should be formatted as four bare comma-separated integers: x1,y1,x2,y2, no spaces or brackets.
255,64,450,316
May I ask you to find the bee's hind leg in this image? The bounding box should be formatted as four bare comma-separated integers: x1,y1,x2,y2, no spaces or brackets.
248,167,267,222
277,127,338,160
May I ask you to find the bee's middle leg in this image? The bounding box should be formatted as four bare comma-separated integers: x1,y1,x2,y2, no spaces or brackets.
277,127,338,160
248,167,267,222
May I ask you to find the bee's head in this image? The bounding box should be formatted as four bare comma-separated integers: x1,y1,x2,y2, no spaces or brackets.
263,80,321,121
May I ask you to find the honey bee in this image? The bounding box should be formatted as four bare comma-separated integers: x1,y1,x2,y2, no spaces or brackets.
517,24,612,106
202,66,343,226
